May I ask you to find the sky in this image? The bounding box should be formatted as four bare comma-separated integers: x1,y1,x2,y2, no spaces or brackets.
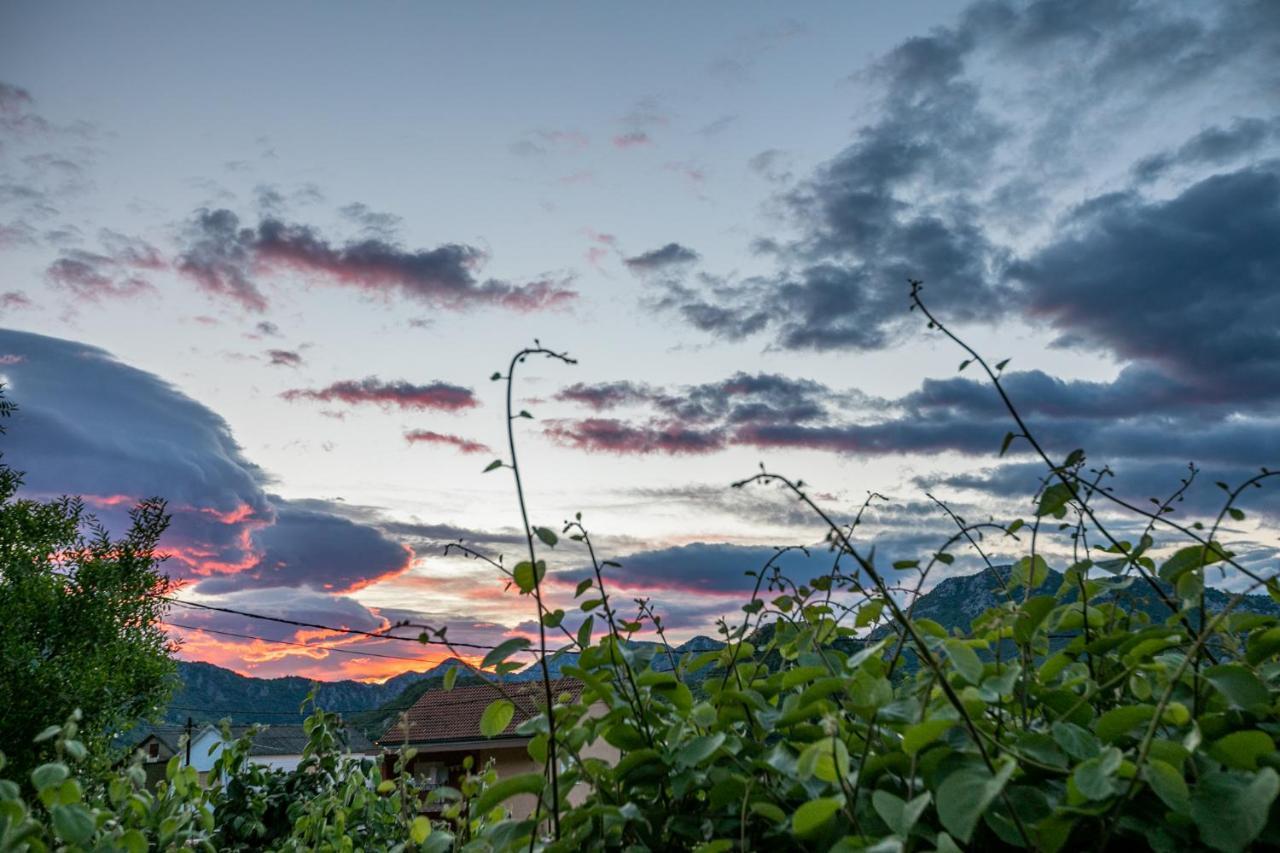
1,0,1277,682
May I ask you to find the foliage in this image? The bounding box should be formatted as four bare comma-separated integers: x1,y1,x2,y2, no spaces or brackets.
5,287,1280,850
0,388,176,784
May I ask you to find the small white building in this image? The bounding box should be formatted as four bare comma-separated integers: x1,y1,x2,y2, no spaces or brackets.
182,724,378,781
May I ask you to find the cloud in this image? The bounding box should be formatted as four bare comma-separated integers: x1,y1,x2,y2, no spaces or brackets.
654,0,1279,353
193,500,412,594
176,208,576,313
281,377,477,411
403,429,491,455
265,349,303,368
338,202,402,237
555,381,655,411
1133,118,1279,183
545,362,1280,473
510,129,590,157
0,291,33,313
623,242,701,272
558,542,832,596
612,131,653,149
0,221,38,248
0,329,413,595
556,372,847,425
544,417,726,455
1010,165,1280,399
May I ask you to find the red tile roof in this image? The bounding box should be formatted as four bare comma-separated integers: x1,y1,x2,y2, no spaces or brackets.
378,678,584,746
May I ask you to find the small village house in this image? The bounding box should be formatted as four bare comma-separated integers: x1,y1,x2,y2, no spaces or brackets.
378,678,618,820
133,722,378,786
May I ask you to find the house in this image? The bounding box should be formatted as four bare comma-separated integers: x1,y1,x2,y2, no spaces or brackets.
132,722,378,786
377,678,617,820
132,726,186,789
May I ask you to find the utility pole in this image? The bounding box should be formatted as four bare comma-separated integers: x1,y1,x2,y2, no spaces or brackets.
185,716,193,766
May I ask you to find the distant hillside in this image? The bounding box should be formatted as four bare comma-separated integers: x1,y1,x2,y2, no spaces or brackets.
893,566,1280,634
161,659,462,726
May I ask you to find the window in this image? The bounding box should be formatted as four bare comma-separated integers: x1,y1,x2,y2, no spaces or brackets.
148,742,160,759
416,762,447,786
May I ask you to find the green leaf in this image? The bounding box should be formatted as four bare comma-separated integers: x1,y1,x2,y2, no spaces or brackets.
792,796,842,838
1144,759,1190,813
479,699,516,737
944,638,984,685
541,608,564,628
481,637,530,669
797,738,850,783
411,815,432,843
1204,664,1270,710
1072,747,1122,801
512,560,546,594
483,459,503,472
51,803,95,845
1228,507,1245,521
1051,722,1101,760
443,666,458,691
872,790,931,837
1191,768,1280,853
31,762,69,792
1000,431,1016,456
577,615,594,648
855,599,885,628
1036,482,1073,518
893,559,919,570
1208,730,1275,770
574,578,594,597
34,725,62,743
1159,543,1230,583
533,526,558,547
936,761,1015,843
470,771,545,818
751,802,787,825
676,733,725,768
902,719,955,757
1011,555,1050,590
1094,704,1156,744
1013,595,1056,643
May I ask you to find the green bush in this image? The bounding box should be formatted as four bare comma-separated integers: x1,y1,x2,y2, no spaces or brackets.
3,288,1280,850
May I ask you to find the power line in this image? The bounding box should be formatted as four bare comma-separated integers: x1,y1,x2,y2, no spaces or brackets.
163,620,450,665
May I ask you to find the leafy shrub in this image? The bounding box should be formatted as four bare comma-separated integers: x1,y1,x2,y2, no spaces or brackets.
3,286,1280,850
0,387,176,784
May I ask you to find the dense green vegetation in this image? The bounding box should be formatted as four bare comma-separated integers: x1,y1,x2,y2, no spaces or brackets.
3,288,1280,850
0,390,176,785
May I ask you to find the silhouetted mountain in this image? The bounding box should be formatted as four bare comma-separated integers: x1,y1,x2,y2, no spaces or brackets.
161,659,465,725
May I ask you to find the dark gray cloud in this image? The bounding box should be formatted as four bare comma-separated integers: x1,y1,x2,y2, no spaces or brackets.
548,371,846,454
654,0,1279,358
176,208,576,313
546,362,1280,473
0,329,412,594
1009,165,1280,398
555,542,830,596
545,418,726,455
624,242,701,272
281,377,477,411
1133,118,1279,183
265,349,303,368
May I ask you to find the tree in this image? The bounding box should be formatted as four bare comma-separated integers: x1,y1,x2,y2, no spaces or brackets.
0,387,176,782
